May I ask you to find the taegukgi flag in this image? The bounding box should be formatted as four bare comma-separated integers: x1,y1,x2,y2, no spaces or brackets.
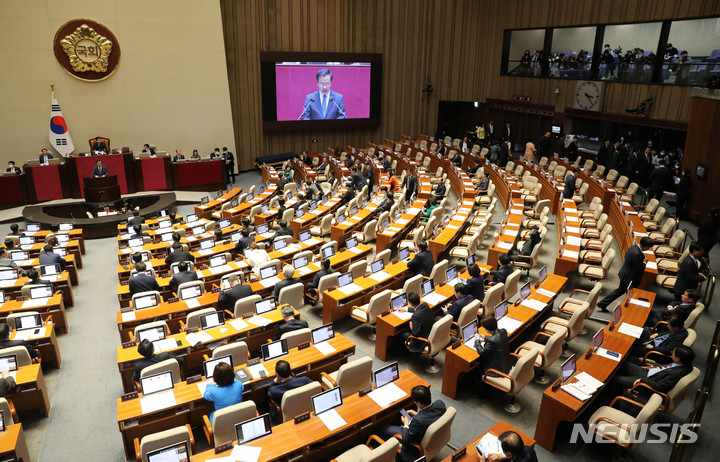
49,86,75,156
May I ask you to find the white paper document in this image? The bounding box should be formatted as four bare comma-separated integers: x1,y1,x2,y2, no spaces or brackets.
629,298,651,308
247,315,271,327
315,341,336,355
185,330,213,347
566,236,582,246
229,318,249,331
318,409,347,431
646,261,657,270
22,298,50,308
562,250,579,259
618,323,644,338
337,283,363,295
209,264,233,275
477,434,503,457
597,347,622,362
185,298,201,309
520,298,546,311
349,246,365,254
421,292,447,306
153,338,178,352
229,445,263,462
496,241,513,250
561,383,591,401
247,363,269,380
368,271,392,282
0,281,14,288
196,381,209,396
140,390,177,414
368,382,408,408
536,288,556,298
573,371,604,394
565,226,580,233
497,316,523,334
121,311,136,322
259,276,281,288
396,218,410,225
394,311,413,321
198,249,214,256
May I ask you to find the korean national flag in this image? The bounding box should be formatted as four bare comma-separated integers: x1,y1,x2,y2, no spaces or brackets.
49,90,75,156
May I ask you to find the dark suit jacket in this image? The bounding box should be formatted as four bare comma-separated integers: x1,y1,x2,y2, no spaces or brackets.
466,275,485,301
446,294,474,322
563,173,576,198
650,328,688,356
24,278,52,287
383,158,391,170
537,136,552,157
499,143,509,165
38,153,54,163
235,236,254,252
659,302,696,324
435,183,447,197
639,363,692,394
0,376,15,397
619,244,646,286
5,167,21,174
402,174,418,199
399,400,447,461
408,303,435,353
91,141,108,152
173,154,185,162
407,250,434,277
169,270,199,295
300,91,346,120
217,283,253,311
648,166,671,192
308,268,334,290
475,328,510,375
350,172,366,190
0,338,39,359
133,352,184,383
92,166,108,177
273,318,309,341
492,264,513,285
365,168,375,188
165,251,195,265
39,252,67,267
272,277,302,300
128,273,161,295
674,256,703,299
597,143,612,166
270,227,294,242
267,376,313,422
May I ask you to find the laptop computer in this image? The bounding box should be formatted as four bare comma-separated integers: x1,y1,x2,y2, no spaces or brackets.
398,247,410,261
373,362,400,389
462,319,479,348
322,246,336,259
345,236,358,250
58,222,73,231
261,339,288,361
133,293,159,310
311,324,334,344
311,387,343,416
209,254,227,268
420,279,434,296
235,414,272,445
293,254,309,270
146,441,189,462
0,269,18,281
136,325,166,344
40,264,61,276
273,239,288,251
260,265,278,280
29,286,53,299
218,219,231,229
255,298,276,315
390,293,407,311
370,259,385,273
299,230,311,242
179,285,202,300
26,223,41,233
203,354,232,378
19,236,34,246
200,311,223,330
561,355,577,384
14,313,42,332
0,354,18,373
337,272,353,288
140,370,175,396
256,223,269,235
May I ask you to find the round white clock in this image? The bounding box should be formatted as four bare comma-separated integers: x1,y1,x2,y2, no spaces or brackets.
575,81,602,111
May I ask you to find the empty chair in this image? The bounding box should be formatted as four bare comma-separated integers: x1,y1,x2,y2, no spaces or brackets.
572,182,589,203
558,281,603,328
209,341,249,367
308,272,338,306
449,231,480,260
233,294,261,318
400,274,423,298
482,283,505,317
637,199,659,221
482,347,540,413
279,381,323,423
374,249,392,266
649,218,677,243
583,159,594,171
594,164,606,177
176,280,205,298
202,401,257,447
279,328,311,349
587,394,663,451
351,290,392,339
642,207,665,231
278,283,305,311
139,358,183,384
354,220,378,243
0,399,17,426
182,307,219,331
132,321,168,343
405,314,453,373
135,424,195,462
619,182,638,202
578,248,616,280
320,356,373,397
541,302,589,357
427,259,449,288
605,169,618,184
614,175,629,191
516,329,567,383
503,270,523,301
310,214,333,237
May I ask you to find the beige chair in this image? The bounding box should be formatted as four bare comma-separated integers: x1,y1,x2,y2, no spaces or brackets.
176,280,205,298
233,294,261,318
427,259,449,288
482,283,505,317
278,283,305,311
578,248,616,280
308,273,338,306
587,394,663,450
0,398,17,426
451,299,482,335
405,314,453,373
516,329,567,383
541,302,589,357
139,358,183,385
483,347,540,413
558,282,602,332
637,198,659,221
202,401,257,447
310,214,333,237
320,356,373,397
683,303,705,331
595,165,606,177
503,269,523,301
351,290,392,340
374,249,392,266
5,311,43,332
572,182,589,203
181,307,219,332
653,229,684,257
349,260,367,280
280,328,312,349
132,321,169,343
400,275,423,298
135,424,195,462
630,366,700,413
279,381,322,423
0,347,32,367
578,235,612,261
619,182,638,202
354,220,378,243
209,341,249,367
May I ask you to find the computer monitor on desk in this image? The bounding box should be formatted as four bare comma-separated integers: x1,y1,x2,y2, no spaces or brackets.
146,441,189,462
203,355,232,378
345,237,358,250
370,259,385,274
200,311,223,330
462,319,478,343
14,314,42,331
391,293,407,311
593,329,603,352
0,354,17,373
373,361,400,389
29,286,53,299
0,269,18,281
136,325,166,344
26,223,41,233
255,298,276,315
561,355,577,383
209,255,226,268
536,265,547,287
235,414,272,445
311,324,334,344
260,265,278,281
261,339,288,361
337,272,353,288
312,387,343,416
140,370,175,396
179,285,202,301
420,279,434,296
494,300,509,320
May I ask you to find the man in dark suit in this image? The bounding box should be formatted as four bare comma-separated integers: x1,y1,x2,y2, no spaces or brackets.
349,166,366,191
0,371,15,398
128,262,161,295
5,161,21,174
566,136,579,159
459,136,471,153
401,167,418,201
442,284,474,322
23,268,52,287
267,360,313,423
234,229,255,253
364,162,375,190
537,132,552,161
382,156,391,171
406,240,434,277
648,159,672,201
481,431,538,462
133,339,184,383
39,244,68,267
272,265,302,300
499,137,510,167
164,243,195,265
273,305,309,341
374,190,395,216
379,385,447,462
0,324,39,360
130,224,149,239
169,261,199,295
597,237,655,312
563,167,578,199
475,316,510,378
172,149,185,162
434,180,447,198
38,148,53,164
222,147,235,183
217,274,253,312
596,139,612,167
646,289,700,327
673,242,706,300
626,149,640,183
128,211,144,226
306,259,334,299
487,253,513,285
465,263,485,302
503,122,512,144
633,315,688,361
270,221,294,243
92,159,108,178
91,138,108,153
300,69,346,120
397,292,435,353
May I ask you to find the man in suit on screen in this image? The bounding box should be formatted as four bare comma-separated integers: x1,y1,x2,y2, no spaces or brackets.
300,69,346,120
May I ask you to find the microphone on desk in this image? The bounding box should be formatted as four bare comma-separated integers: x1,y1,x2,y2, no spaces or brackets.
297,97,315,120
329,97,347,119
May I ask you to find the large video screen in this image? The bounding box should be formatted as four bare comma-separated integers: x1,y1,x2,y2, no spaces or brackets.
261,52,382,131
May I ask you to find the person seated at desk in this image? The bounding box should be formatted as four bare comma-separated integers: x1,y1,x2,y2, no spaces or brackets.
612,345,694,415
327,170,338,189
217,275,252,311
128,210,144,227
465,263,485,302
38,148,53,165
468,157,482,175
379,385,447,462
130,224,149,239
645,289,700,327
271,220,293,242
633,315,688,363
169,261,199,295
128,262,161,295
5,161,21,175
91,137,108,154
141,144,156,156
245,241,270,276
203,361,244,422
374,189,394,216
440,284,474,322
406,240,434,277
434,180,447,199
133,339,185,384
0,324,40,361
486,253,513,285
479,431,538,462
213,227,228,245
300,150,312,166
234,229,254,253
272,265,302,300
398,292,435,353
0,247,26,276
477,171,490,195
165,243,195,265
387,169,400,192
306,258,334,299
6,224,24,237
190,149,201,160
169,213,183,226
274,305,308,341
340,183,356,205
0,370,15,398
471,316,510,397
210,148,221,159
92,159,108,178
451,151,463,167
267,359,312,423
24,268,52,287
39,244,68,267
292,192,307,212
419,197,438,223
173,149,185,162
240,217,254,234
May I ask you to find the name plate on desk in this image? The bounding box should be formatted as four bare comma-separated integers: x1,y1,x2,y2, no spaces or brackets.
215,442,233,454
168,297,179,303
121,392,138,401
294,412,311,424
297,341,310,350
186,375,202,384
122,341,136,349
247,358,260,366
359,386,372,397
451,447,467,461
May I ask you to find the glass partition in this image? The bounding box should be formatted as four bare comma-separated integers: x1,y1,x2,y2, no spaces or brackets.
663,17,720,86
507,29,546,76
549,26,596,79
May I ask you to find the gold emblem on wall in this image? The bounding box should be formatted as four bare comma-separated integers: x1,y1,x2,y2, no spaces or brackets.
54,19,121,82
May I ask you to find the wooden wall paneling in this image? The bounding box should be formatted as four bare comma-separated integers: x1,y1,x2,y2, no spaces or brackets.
684,96,720,221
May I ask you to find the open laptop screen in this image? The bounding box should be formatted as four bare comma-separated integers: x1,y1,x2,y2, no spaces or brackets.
462,319,478,343
322,246,335,259
58,222,73,231
146,441,189,462
261,339,288,361
134,293,159,310
538,265,547,284
15,314,42,331
519,282,531,300
140,370,175,396
259,265,277,280
203,354,233,378
312,387,343,416
19,236,34,246
192,226,205,236
370,259,384,273
200,311,223,330
311,324,334,344
9,251,28,261
128,238,144,248
29,286,53,299
337,272,353,287
398,247,410,260
0,355,17,372
235,414,272,445
293,255,309,269
40,264,61,276
273,239,287,251
494,300,509,320
255,298,276,315
185,213,198,223
256,223,269,235
26,223,41,233
345,236,358,249
209,255,226,268
446,266,458,283
158,219,172,229
420,279,434,296
391,293,407,311
373,361,400,388
593,329,604,352
200,239,215,250
299,230,311,242
218,219,231,229
561,355,577,383
0,270,18,281
179,285,202,300
137,326,166,343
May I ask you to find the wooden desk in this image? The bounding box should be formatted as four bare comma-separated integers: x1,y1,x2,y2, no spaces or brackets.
31,228,85,254
429,198,475,261
20,253,79,286
515,159,561,213
487,199,525,269
222,181,278,224
189,369,428,462
194,187,243,220
10,323,62,368
554,199,581,277
25,240,83,269
289,189,345,239
375,199,425,255
8,363,50,417
534,288,655,451
0,423,31,462
441,420,535,461
0,294,69,333
117,333,356,458
441,274,567,399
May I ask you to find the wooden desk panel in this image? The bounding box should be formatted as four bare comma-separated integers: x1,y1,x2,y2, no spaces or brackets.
554,199,581,277
194,187,243,220
10,323,62,368
9,364,50,417
0,295,68,334
0,424,31,462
